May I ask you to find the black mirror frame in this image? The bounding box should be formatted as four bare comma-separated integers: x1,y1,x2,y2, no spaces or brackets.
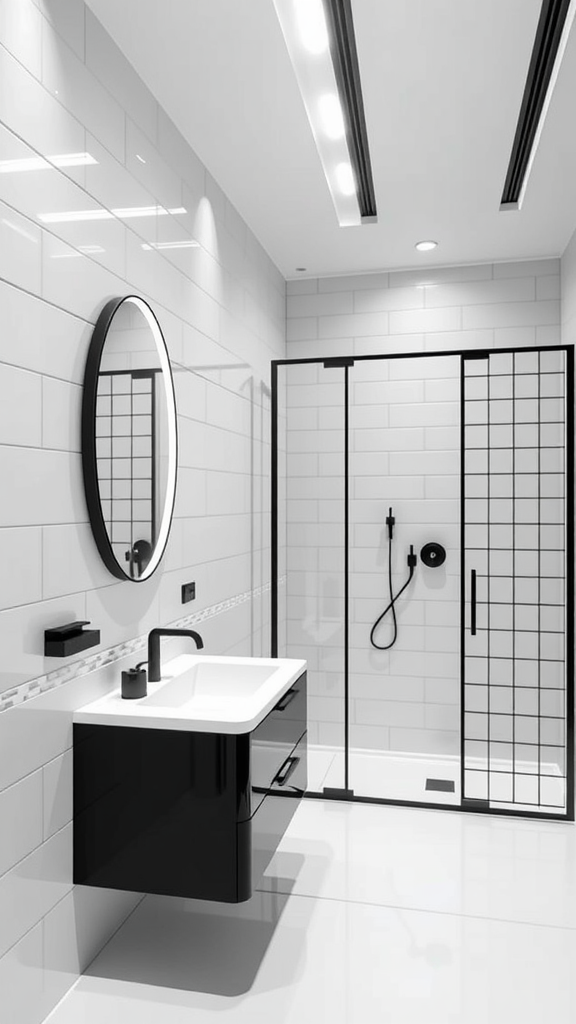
81,295,178,583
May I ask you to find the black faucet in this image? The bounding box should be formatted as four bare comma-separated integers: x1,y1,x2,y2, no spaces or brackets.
147,628,204,683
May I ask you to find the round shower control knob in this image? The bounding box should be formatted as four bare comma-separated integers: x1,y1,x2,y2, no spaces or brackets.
420,542,446,568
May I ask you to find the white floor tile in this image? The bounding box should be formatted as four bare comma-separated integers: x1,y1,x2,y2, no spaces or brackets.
41,798,576,1023
45,887,576,1024
261,800,576,929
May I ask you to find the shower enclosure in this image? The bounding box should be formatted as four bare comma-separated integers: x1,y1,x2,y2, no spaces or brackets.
271,345,574,820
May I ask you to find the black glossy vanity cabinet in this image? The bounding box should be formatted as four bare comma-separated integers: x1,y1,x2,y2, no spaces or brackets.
73,671,307,902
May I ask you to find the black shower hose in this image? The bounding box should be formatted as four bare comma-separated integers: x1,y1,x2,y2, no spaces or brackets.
369,537,417,650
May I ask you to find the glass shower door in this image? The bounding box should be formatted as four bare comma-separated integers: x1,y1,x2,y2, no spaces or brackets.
275,360,348,795
462,348,573,817
272,344,573,818
347,354,462,805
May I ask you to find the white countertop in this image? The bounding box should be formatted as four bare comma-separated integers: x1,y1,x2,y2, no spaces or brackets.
73,654,307,733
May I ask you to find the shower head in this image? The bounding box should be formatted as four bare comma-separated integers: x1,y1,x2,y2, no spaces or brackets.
385,507,395,540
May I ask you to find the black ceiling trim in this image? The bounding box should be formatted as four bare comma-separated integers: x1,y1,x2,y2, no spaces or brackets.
324,0,377,221
501,0,573,208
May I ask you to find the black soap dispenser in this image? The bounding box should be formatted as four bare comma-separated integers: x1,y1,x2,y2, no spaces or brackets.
121,662,147,699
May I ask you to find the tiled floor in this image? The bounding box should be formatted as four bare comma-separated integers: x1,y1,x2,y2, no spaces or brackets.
45,799,576,1024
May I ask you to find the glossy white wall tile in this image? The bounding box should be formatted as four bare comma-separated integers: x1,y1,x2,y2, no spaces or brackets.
0,824,71,962
0,770,43,877
42,750,73,842
0,923,50,1024
2,3,41,80
0,366,42,447
0,1,285,1020
0,200,42,291
561,226,576,345
0,44,86,175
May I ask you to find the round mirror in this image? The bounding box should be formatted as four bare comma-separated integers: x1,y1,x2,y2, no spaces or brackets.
82,295,178,582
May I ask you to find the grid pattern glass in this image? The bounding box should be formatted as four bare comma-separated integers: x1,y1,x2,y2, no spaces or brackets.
463,349,568,813
95,370,156,577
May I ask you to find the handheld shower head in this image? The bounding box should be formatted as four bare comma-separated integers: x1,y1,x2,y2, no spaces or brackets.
385,506,395,540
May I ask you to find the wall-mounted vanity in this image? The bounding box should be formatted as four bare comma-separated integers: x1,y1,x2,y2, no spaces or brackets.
73,655,307,902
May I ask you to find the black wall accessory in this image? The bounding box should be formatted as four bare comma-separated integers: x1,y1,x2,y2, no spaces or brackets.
121,664,147,699
181,581,196,604
420,542,446,568
44,621,100,658
370,508,417,651
81,295,178,583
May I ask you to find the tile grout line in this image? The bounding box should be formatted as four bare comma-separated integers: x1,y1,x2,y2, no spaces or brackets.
254,885,576,933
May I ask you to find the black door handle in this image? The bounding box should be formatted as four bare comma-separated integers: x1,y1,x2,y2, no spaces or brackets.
273,755,300,787
275,688,297,712
471,569,477,635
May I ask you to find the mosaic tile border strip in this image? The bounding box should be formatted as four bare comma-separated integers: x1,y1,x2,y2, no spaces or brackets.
0,580,279,715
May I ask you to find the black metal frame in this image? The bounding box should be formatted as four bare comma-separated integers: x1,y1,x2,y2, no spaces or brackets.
81,295,178,583
324,0,377,221
270,344,574,822
501,0,573,208
460,348,573,819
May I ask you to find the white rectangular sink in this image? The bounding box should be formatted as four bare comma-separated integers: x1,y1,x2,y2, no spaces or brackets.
74,654,307,733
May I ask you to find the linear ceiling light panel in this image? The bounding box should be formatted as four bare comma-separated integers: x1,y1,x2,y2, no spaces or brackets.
273,0,377,226
501,0,576,209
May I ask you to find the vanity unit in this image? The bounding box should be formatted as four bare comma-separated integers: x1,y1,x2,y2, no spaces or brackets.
73,655,307,902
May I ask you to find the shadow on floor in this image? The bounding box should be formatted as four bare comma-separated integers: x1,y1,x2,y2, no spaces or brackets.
85,870,306,997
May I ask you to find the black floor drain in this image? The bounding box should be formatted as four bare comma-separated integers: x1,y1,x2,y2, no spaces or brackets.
425,778,455,793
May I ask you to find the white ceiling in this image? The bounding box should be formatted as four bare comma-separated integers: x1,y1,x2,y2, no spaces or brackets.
86,0,576,278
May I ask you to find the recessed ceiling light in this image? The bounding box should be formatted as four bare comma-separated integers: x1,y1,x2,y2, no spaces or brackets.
415,240,438,252
296,267,307,272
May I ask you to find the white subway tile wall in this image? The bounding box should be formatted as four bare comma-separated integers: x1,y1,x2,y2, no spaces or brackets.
562,227,576,347
0,1,284,1020
284,260,562,762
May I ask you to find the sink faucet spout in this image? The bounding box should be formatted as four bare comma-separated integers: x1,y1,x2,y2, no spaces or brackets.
147,628,204,683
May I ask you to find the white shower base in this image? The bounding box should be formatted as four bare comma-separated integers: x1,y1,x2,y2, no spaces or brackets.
307,746,566,815
308,746,461,805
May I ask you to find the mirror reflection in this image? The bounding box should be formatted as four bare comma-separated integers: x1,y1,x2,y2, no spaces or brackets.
91,296,177,580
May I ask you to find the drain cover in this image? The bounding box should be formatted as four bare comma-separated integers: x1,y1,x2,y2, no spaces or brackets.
425,778,455,793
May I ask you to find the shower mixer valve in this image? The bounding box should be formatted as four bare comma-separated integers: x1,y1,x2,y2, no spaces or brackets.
420,542,446,568
370,508,446,650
